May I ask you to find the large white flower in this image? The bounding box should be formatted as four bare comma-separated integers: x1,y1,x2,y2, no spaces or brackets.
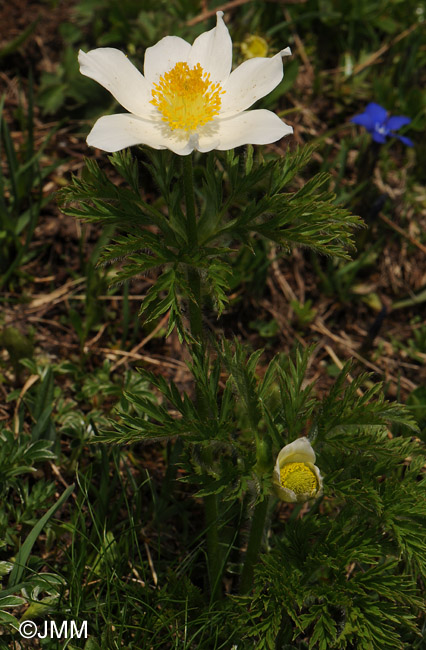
78,12,293,156
273,437,323,503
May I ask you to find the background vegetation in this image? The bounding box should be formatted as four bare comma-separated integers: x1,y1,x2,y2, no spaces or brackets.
1,0,425,648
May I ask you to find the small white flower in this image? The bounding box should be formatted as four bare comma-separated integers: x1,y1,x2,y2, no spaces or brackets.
273,437,323,503
78,12,293,156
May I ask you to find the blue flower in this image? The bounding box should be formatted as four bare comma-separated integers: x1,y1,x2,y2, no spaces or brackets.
351,102,413,147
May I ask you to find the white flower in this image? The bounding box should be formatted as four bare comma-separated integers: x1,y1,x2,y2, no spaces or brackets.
273,437,323,503
78,12,293,156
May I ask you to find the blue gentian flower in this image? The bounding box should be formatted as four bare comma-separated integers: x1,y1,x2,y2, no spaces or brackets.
351,102,413,147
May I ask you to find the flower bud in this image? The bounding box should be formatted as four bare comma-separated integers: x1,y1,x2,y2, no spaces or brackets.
240,35,269,60
255,436,272,475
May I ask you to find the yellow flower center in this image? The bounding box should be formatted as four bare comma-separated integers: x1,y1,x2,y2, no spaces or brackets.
150,61,225,132
279,462,318,496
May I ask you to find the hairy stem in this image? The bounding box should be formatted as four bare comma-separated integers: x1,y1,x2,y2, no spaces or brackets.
182,153,221,600
182,155,203,340
239,497,269,595
204,491,222,602
182,154,198,250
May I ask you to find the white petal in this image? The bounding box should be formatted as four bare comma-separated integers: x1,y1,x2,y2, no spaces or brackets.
275,437,316,470
274,483,298,503
196,137,221,153
86,113,194,155
143,36,192,86
220,49,291,117
197,110,292,151
78,48,152,118
188,11,232,84
312,465,324,497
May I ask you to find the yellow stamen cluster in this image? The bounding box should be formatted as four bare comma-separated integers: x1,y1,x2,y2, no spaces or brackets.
150,61,224,132
279,462,318,496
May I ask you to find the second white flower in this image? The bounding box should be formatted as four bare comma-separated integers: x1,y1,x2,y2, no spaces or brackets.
273,437,323,503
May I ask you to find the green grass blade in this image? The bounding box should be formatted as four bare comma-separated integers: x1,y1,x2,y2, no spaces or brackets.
0,19,39,59
8,484,75,587
1,115,19,206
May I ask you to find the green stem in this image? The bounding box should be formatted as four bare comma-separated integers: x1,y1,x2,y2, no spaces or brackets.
182,154,198,250
182,155,203,340
187,267,203,341
239,497,269,595
182,153,221,600
204,492,221,602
